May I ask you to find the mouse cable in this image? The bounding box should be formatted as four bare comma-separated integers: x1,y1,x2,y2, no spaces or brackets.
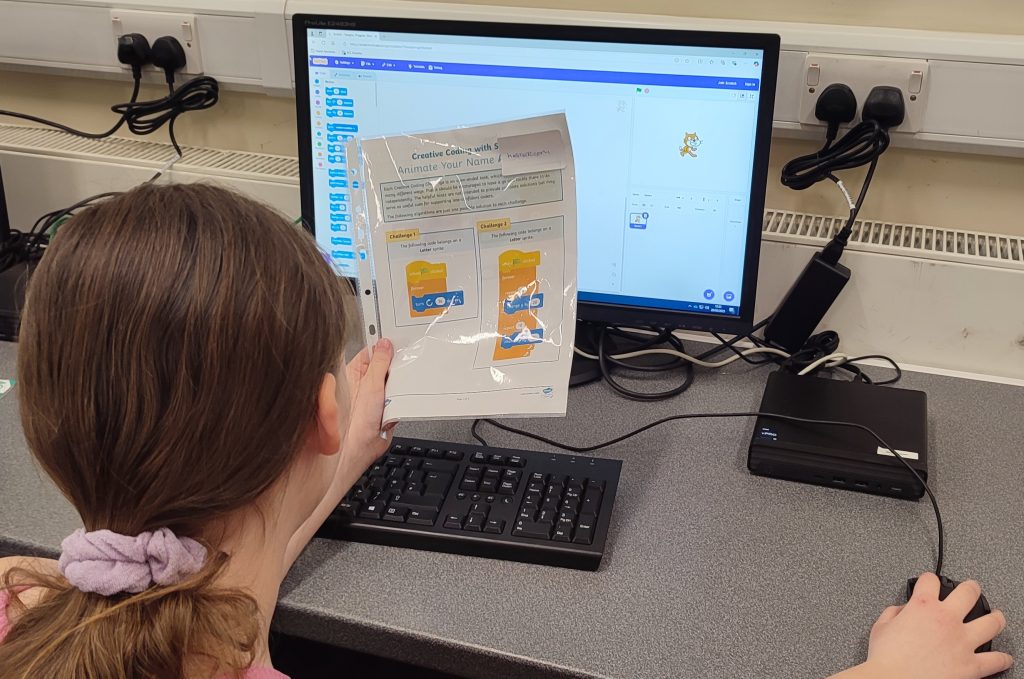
476,412,943,575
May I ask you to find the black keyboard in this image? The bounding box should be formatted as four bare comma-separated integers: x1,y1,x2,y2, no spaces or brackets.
318,437,623,570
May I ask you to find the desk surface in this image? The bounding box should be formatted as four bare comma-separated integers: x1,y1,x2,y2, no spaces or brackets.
2,342,1022,679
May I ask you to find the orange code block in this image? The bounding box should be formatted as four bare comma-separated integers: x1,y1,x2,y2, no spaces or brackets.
493,249,542,360
406,260,448,317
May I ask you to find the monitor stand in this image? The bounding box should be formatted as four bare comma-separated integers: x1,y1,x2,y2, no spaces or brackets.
569,352,601,387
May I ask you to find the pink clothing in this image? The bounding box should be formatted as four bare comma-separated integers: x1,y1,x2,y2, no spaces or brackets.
0,589,289,679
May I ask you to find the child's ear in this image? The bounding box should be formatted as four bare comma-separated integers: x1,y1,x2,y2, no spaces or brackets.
311,372,342,456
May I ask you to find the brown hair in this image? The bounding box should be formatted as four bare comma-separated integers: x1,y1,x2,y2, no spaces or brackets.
0,183,349,678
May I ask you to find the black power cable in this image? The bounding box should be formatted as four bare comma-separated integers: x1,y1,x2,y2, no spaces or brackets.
477,410,943,575
596,326,695,401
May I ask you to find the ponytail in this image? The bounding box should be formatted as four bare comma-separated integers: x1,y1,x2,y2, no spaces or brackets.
0,554,260,679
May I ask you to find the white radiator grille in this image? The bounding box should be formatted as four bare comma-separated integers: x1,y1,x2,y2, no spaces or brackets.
0,124,298,181
763,209,1024,271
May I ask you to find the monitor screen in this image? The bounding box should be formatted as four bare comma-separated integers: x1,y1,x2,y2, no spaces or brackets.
295,16,778,332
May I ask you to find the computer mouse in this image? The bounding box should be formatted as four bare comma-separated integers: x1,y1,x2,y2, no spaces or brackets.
906,575,993,652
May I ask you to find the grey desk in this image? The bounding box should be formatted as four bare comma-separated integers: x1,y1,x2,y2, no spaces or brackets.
2,341,1022,679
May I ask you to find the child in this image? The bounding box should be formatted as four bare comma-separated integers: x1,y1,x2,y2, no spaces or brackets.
0,183,394,678
0,184,1012,679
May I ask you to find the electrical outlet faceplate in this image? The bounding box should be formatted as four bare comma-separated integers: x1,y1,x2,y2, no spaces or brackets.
799,54,929,134
110,9,204,76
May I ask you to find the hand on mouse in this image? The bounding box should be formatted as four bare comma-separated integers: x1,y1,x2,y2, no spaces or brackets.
845,573,1012,679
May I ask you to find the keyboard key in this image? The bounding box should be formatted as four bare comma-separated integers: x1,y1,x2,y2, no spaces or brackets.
445,450,464,461
407,510,437,526
385,454,403,467
404,481,424,495
387,466,407,480
574,514,596,545
513,520,553,540
503,469,523,483
456,492,467,501
484,519,505,534
471,493,482,502
582,488,603,515
508,455,526,468
390,444,405,454
499,480,517,495
459,478,480,492
471,452,487,463
489,454,505,465
561,498,580,514
470,502,489,515
485,495,496,503
388,479,404,492
523,490,542,506
526,481,545,494
548,474,567,487
427,448,444,459
358,502,385,520
480,479,498,493
368,464,387,478
464,513,486,532
336,500,359,517
541,497,560,511
502,496,514,505
518,507,536,522
408,446,425,456
391,494,444,512
536,509,557,526
483,468,501,480
383,507,408,523
421,459,457,474
369,477,387,492
466,464,484,477
529,472,547,484
558,509,577,523
553,518,574,542
587,479,606,492
567,476,586,492
352,488,372,503
402,458,421,471
443,514,463,530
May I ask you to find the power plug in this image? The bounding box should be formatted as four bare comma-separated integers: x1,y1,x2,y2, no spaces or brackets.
814,83,857,143
151,36,188,88
116,33,152,79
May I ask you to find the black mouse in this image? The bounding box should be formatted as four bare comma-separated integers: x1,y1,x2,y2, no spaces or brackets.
906,575,993,652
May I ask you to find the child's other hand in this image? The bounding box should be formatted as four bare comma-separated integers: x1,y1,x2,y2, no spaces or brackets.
861,573,1012,679
342,338,395,472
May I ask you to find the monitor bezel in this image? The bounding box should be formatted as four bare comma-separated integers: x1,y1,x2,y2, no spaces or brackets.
293,14,779,335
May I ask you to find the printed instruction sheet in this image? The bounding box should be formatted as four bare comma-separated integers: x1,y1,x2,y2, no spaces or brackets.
350,114,577,423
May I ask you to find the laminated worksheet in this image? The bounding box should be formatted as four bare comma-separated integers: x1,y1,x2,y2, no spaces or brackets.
350,114,577,423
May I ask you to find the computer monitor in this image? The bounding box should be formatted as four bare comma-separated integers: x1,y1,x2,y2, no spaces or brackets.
294,16,778,334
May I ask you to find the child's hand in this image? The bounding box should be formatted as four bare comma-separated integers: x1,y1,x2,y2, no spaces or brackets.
859,573,1012,679
342,338,395,472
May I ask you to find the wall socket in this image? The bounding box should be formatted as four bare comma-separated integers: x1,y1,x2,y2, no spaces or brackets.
110,9,203,76
799,53,929,134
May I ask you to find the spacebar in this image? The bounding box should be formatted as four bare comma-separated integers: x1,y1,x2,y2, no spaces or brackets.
390,494,444,511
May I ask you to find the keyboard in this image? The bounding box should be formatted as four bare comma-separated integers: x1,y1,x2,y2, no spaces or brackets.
318,437,623,570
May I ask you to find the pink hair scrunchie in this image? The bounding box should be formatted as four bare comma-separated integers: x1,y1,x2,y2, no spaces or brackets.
58,527,207,596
